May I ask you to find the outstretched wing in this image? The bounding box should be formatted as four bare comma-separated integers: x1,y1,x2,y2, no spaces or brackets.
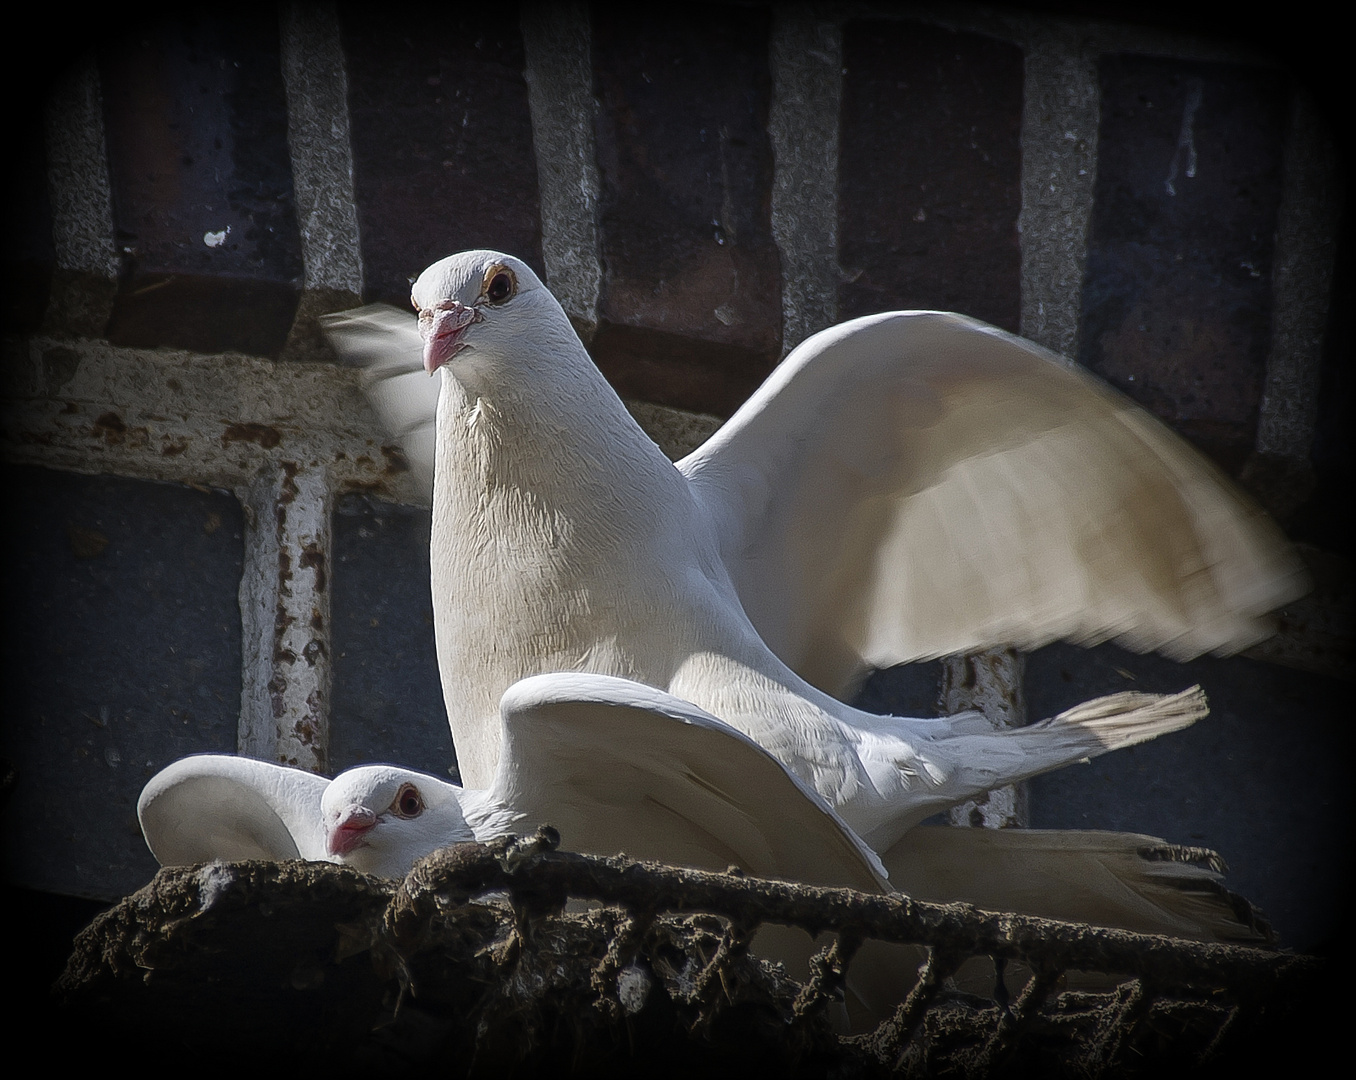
680,311,1307,694
320,303,439,494
138,755,331,866
488,672,889,892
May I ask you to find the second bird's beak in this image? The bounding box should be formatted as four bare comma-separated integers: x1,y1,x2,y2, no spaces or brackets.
327,805,377,855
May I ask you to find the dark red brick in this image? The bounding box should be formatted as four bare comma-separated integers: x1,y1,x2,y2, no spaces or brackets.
100,13,304,357
590,6,781,417
838,21,1023,331
342,4,542,308
1078,56,1288,472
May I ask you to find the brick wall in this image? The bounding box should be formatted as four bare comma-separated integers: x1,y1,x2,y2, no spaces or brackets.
2,3,1349,958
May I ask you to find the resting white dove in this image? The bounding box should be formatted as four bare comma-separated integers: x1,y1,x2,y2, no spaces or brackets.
321,250,1303,854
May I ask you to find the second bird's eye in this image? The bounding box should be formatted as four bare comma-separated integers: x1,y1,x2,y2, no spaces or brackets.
485,270,514,303
392,783,424,818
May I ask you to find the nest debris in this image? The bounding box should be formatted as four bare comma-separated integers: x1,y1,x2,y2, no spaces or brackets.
55,828,1332,1077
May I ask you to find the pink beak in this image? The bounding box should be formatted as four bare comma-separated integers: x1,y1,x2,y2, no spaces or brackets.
421,302,478,373
327,805,377,856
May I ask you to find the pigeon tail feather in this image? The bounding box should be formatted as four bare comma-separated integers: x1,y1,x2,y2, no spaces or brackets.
861,687,1207,847
1030,684,1208,751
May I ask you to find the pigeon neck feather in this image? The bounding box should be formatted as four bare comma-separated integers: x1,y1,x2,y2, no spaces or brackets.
430,328,702,787
434,328,686,531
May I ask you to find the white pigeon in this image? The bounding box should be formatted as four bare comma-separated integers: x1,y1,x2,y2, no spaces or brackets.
321,250,1302,854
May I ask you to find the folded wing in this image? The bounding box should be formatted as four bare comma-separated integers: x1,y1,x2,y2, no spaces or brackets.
490,672,889,891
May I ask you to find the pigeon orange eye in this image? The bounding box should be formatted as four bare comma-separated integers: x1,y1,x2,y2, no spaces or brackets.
391,783,423,818
485,269,515,304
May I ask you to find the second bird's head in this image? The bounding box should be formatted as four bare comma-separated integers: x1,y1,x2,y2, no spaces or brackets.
321,764,473,879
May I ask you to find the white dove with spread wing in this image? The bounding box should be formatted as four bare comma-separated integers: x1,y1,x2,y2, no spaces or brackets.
321,250,1302,853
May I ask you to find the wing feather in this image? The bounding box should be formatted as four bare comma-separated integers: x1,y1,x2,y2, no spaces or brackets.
320,304,439,494
490,673,888,891
138,755,331,866
880,825,1273,943
680,311,1306,693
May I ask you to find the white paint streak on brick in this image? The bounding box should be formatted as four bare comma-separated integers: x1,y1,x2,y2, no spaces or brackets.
769,7,842,355
521,1,601,336
44,55,118,278
239,464,332,771
280,1,365,295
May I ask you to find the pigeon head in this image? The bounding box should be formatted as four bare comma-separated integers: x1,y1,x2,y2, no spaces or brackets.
321,765,474,879
411,250,567,377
